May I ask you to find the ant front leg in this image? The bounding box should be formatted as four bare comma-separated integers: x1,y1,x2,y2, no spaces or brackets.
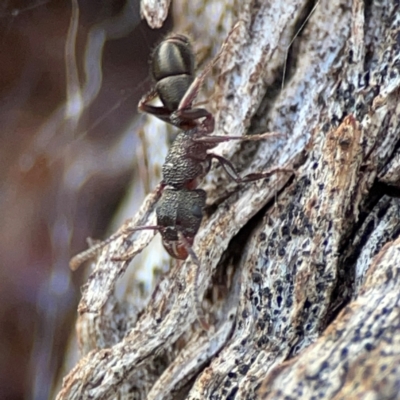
70,224,161,270
111,225,163,262
69,182,165,270
69,230,130,270
209,153,294,184
113,225,210,331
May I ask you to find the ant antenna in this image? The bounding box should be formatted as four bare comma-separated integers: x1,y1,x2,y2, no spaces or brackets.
69,225,161,270
178,20,243,110
178,231,210,331
281,0,320,91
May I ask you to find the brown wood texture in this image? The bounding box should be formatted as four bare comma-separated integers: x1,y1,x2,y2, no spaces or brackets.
58,0,400,398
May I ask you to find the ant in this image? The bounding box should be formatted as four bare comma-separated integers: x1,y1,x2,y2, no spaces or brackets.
70,26,293,330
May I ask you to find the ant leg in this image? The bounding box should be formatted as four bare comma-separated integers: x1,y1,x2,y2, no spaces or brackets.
177,231,210,332
70,182,165,270
177,22,242,111
137,82,209,129
69,225,162,270
209,153,294,183
138,87,157,108
69,230,127,270
177,59,218,112
139,87,215,131
192,131,285,144
111,225,162,261
138,88,174,124
172,108,215,133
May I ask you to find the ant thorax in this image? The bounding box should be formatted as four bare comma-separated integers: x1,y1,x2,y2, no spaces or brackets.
162,131,213,189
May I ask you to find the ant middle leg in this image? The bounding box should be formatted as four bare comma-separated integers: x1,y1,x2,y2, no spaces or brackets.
192,131,286,144
209,153,294,184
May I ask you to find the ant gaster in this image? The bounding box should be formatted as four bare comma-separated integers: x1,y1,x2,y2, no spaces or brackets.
70,26,292,331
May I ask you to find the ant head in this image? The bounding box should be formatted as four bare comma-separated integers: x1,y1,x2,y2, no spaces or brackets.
157,188,206,259
162,233,192,260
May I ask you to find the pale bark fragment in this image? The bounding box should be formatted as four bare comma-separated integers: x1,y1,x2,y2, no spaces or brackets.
379,149,400,187
77,183,163,314
58,0,400,398
140,0,171,28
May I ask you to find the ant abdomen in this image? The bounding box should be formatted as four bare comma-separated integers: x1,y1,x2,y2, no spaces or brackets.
152,34,195,111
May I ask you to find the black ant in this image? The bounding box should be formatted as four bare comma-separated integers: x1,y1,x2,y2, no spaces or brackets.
130,31,291,256
70,27,293,330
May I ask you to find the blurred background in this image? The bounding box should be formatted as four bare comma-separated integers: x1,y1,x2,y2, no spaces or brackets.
0,0,171,398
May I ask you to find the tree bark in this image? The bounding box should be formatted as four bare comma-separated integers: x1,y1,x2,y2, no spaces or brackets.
57,0,400,398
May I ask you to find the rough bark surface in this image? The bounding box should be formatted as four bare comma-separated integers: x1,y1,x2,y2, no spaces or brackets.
58,0,400,398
